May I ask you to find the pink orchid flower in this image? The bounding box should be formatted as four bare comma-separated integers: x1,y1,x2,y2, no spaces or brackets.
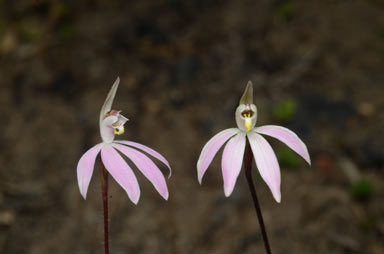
197,81,310,203
77,77,171,204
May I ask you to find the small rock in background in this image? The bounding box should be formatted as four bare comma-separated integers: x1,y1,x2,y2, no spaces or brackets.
358,102,375,118
0,209,15,226
0,32,17,54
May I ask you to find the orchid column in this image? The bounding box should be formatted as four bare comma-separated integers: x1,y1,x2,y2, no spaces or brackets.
77,78,172,254
197,81,310,253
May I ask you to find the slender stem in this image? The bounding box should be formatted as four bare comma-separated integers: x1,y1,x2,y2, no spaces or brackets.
100,164,109,254
244,142,272,254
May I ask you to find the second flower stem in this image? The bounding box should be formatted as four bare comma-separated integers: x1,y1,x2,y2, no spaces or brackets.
100,164,109,254
244,143,272,254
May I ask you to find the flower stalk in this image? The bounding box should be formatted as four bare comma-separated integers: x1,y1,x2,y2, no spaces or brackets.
244,142,271,254
100,163,109,254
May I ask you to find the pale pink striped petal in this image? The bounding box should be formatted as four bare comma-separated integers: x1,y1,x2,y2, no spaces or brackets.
255,125,311,165
115,140,172,178
113,144,169,200
197,128,239,184
101,144,140,204
247,132,281,203
221,132,246,197
77,143,103,199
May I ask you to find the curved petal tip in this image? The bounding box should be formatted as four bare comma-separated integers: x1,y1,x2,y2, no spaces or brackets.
224,186,234,197
132,196,140,205
273,190,281,203
198,177,204,185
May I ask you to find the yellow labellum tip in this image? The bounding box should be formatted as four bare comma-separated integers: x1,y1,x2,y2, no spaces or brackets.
114,125,125,135
245,118,252,132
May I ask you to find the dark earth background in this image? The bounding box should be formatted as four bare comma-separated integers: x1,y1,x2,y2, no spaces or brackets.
0,0,384,253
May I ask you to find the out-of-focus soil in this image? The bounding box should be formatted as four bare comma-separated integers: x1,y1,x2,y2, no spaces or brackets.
0,0,383,253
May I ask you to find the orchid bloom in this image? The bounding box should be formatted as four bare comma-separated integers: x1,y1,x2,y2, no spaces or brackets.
197,81,310,203
77,77,171,204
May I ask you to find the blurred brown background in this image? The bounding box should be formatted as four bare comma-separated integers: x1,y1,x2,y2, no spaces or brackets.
0,0,383,253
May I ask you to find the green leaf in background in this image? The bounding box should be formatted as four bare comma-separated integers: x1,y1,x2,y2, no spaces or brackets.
56,2,75,38
59,23,75,38
272,99,297,122
277,2,295,20
379,28,384,41
349,179,374,201
19,18,44,42
277,145,302,169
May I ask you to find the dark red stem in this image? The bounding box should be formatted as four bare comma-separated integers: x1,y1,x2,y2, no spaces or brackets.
100,164,109,254
244,142,272,254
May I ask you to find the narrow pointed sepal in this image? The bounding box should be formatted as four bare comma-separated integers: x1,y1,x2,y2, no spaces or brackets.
113,144,169,200
197,128,239,184
77,143,103,199
99,77,120,126
115,140,172,178
101,144,141,204
221,132,246,197
247,132,281,203
239,81,253,105
255,125,311,165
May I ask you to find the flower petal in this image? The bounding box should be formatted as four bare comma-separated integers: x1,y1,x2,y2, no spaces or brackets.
221,132,246,197
255,125,311,165
77,143,103,199
99,77,120,126
101,144,140,204
197,128,239,184
115,140,172,178
113,143,169,200
247,132,281,203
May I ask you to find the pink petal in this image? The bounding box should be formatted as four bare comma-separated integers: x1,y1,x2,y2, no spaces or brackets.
247,132,281,203
197,128,239,184
101,144,140,204
255,125,311,165
113,143,169,200
115,140,172,178
221,132,246,197
77,143,103,199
